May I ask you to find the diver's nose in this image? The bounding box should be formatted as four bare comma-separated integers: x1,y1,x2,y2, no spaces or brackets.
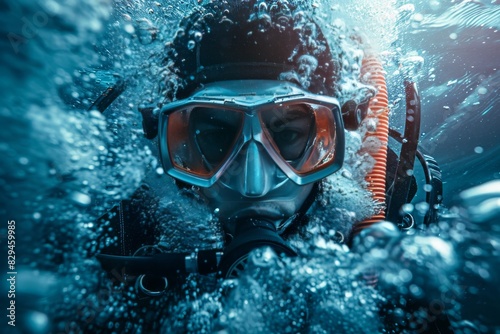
239,141,271,197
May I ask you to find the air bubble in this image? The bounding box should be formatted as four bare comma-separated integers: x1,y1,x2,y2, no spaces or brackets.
25,311,49,333
19,157,29,165
341,170,352,179
124,24,135,34
409,284,423,297
474,146,484,154
412,13,423,22
193,31,203,42
401,203,414,213
415,202,430,215
69,192,91,206
477,87,487,95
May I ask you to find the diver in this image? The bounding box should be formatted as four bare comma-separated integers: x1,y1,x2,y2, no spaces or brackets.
95,0,451,332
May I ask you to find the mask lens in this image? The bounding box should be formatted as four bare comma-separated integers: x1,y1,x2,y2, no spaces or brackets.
260,103,338,175
166,107,244,177
260,104,315,161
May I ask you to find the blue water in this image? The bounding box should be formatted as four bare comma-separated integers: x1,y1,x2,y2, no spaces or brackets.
1,0,499,333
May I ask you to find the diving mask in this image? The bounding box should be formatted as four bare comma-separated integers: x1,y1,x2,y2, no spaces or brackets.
159,80,345,188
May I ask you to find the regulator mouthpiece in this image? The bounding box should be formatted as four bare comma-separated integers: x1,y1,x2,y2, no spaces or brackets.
218,219,297,278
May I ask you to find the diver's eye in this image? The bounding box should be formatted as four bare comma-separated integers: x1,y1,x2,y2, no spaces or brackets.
190,108,243,165
269,128,310,160
195,127,235,164
261,105,315,161
273,129,300,143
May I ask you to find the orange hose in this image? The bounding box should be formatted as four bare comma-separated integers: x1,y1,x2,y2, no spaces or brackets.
352,56,390,235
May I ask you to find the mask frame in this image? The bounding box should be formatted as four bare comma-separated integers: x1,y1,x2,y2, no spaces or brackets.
158,80,345,187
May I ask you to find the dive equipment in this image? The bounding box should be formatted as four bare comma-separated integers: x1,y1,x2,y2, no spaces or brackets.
217,219,297,278
385,81,443,227
97,218,295,294
353,56,391,234
386,81,421,224
88,77,126,113
159,80,345,187
169,1,337,98
341,99,370,131
388,132,443,227
417,153,443,226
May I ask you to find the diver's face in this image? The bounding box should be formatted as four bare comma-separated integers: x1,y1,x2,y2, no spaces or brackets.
190,102,316,234
196,141,315,235
158,80,345,233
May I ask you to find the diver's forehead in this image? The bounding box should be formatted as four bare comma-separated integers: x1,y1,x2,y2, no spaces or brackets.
191,80,304,101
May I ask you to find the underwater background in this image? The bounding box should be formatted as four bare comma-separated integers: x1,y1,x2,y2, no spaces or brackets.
1,0,499,333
